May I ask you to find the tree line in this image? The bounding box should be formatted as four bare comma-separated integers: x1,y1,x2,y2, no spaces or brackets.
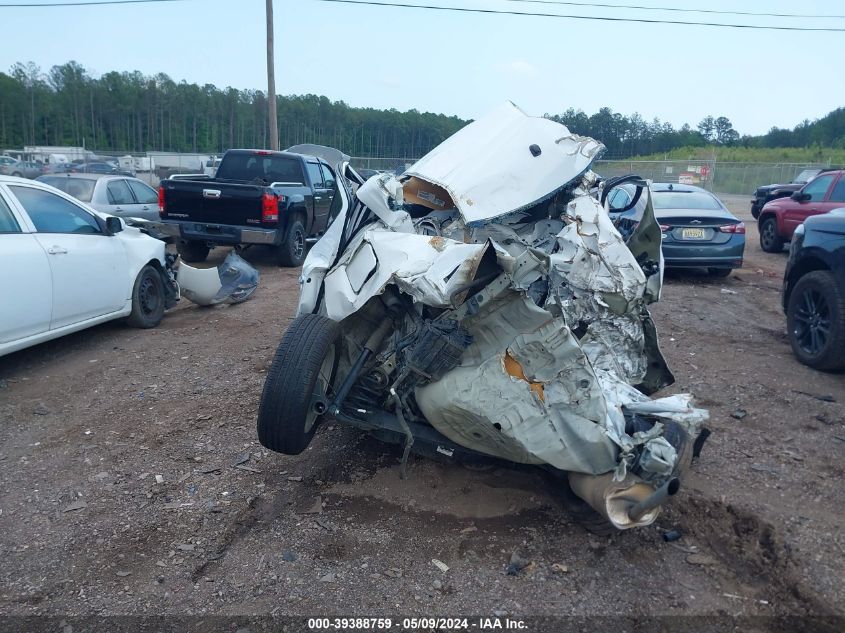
0,61,466,158
1,61,843,159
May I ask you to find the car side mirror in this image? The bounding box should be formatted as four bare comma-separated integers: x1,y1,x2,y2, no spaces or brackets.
791,191,808,202
106,216,123,235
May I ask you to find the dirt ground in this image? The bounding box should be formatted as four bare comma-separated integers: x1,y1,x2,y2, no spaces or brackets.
0,194,843,628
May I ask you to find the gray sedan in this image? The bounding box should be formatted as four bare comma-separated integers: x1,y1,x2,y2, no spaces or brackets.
36,173,160,221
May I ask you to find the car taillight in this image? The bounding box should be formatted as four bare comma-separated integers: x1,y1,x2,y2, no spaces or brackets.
719,222,745,234
262,192,279,222
659,224,671,232
255,150,272,156
158,185,165,216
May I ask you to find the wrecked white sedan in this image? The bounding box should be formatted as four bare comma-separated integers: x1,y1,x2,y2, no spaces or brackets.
257,103,709,531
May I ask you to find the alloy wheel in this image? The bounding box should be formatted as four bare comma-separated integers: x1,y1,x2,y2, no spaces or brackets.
792,287,831,356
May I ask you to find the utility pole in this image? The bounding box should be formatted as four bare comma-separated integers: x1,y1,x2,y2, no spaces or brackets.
266,0,279,150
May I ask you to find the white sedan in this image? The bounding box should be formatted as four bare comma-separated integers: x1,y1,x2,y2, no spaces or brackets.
0,176,177,358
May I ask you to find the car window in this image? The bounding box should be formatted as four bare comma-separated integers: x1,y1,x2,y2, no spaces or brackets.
9,185,101,234
215,154,304,184
802,174,835,202
106,179,135,205
37,176,96,202
0,194,21,233
652,191,722,210
319,163,336,189
306,163,324,189
827,177,845,203
126,179,158,204
608,188,632,210
794,169,821,184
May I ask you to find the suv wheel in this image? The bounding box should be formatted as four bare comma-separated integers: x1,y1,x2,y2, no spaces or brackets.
787,270,845,372
759,217,784,253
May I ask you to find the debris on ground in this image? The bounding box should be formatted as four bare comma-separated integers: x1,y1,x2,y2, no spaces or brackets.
686,553,718,566
62,500,87,513
431,559,449,573
506,551,530,576
662,529,683,542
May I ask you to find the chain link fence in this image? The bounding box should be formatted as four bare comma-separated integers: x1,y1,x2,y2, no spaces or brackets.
593,160,830,196
10,145,830,197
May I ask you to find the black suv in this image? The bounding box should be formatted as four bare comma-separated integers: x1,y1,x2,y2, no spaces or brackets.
751,168,831,219
782,209,845,371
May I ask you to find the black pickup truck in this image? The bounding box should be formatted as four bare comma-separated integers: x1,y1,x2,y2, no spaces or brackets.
158,149,338,266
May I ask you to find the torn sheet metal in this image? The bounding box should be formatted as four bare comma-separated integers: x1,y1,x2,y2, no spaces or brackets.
178,251,259,306
293,102,708,529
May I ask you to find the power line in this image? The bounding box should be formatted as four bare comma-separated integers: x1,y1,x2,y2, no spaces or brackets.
0,0,190,7
311,0,845,31
505,0,845,20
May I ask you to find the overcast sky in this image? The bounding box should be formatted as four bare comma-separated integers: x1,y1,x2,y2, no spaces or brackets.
1,0,843,135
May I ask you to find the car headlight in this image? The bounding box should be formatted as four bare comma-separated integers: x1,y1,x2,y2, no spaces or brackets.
794,223,805,237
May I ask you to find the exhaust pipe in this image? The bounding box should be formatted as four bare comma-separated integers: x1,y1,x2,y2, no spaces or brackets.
627,477,680,522
568,472,681,530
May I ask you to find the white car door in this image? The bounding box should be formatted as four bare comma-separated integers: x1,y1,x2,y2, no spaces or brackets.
0,189,52,344
7,184,128,330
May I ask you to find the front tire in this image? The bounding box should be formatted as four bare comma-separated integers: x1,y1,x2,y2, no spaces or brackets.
257,314,340,455
275,219,306,267
759,217,784,253
177,240,210,263
787,270,845,372
127,265,166,328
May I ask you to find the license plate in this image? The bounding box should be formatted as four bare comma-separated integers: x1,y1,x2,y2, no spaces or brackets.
681,228,706,239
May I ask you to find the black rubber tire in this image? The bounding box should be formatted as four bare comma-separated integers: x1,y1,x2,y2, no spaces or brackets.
786,270,845,372
759,217,784,253
257,314,340,454
275,218,306,267
708,267,732,278
127,265,166,328
11,171,22,178
177,240,210,263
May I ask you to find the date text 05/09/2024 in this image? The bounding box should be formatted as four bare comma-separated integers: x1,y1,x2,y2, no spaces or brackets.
306,617,528,630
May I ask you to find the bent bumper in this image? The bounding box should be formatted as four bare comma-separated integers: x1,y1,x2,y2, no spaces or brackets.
662,236,745,269
163,220,279,246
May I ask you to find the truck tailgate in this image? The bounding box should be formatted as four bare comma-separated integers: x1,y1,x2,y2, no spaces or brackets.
162,180,265,225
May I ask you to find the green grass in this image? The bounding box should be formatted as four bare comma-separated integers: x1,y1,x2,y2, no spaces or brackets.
629,146,845,165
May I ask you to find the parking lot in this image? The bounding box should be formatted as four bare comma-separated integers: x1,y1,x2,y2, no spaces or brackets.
0,193,842,621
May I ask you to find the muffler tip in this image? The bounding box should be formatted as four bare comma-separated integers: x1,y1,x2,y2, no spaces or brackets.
627,477,681,523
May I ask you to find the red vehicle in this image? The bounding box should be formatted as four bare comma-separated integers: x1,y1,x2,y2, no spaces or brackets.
759,169,845,252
